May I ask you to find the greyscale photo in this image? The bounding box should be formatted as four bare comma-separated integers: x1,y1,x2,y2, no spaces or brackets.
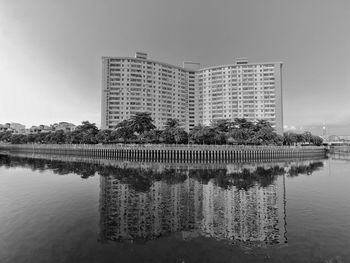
0,1,349,263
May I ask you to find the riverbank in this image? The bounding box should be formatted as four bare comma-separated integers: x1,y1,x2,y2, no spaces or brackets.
0,144,326,163
329,145,350,154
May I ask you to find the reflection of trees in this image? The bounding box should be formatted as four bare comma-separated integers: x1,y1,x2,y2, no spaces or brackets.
189,169,228,185
0,155,98,179
287,162,323,177
188,166,285,190
99,166,188,192
0,154,324,191
223,166,283,190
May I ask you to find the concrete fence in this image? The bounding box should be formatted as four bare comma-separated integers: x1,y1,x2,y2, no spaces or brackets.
0,143,326,163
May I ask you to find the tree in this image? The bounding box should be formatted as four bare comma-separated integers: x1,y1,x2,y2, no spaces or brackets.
210,119,231,144
303,131,313,144
10,134,28,144
161,127,188,144
254,120,274,133
227,118,256,144
210,119,231,133
252,128,281,145
296,133,306,144
129,112,156,134
31,132,49,144
160,118,188,144
251,120,281,145
232,118,255,130
283,132,323,146
311,135,323,146
95,130,112,144
227,128,250,145
116,119,132,129
45,130,66,144
164,118,180,129
68,121,99,144
283,132,298,145
0,131,13,143
139,130,162,144
189,125,215,144
111,126,136,142
174,129,188,144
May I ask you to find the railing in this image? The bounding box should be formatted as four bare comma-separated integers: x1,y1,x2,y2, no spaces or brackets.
0,143,324,151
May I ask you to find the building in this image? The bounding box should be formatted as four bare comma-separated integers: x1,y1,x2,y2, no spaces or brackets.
0,124,8,133
101,53,283,134
52,122,76,132
198,58,283,134
101,52,194,131
1,122,77,134
28,125,52,134
0,123,26,134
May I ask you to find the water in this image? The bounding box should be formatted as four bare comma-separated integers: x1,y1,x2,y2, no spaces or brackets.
1,153,350,263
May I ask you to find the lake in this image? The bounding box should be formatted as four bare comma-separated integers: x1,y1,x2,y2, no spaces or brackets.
0,153,349,263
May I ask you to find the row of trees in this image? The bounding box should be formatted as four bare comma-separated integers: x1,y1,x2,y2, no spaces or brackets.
0,113,323,145
0,154,324,190
283,131,323,146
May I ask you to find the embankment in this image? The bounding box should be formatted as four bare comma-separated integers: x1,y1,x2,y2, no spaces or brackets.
0,144,326,163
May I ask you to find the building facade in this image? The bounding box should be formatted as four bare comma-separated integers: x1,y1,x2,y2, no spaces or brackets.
53,122,76,132
0,123,26,134
101,53,283,134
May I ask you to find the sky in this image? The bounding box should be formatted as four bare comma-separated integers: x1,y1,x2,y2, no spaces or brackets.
0,0,350,135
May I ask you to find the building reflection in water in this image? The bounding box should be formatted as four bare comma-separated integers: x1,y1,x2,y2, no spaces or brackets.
0,153,323,246
99,161,322,246
100,176,282,245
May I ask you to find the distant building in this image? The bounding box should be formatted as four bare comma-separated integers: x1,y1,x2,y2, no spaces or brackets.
101,52,283,134
338,135,350,141
53,122,76,132
0,124,8,133
1,122,77,134
29,125,52,134
0,123,26,134
328,135,350,142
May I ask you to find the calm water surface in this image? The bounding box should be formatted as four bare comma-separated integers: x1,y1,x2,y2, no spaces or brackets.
0,153,350,263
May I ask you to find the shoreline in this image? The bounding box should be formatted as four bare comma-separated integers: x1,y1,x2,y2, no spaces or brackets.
0,144,326,163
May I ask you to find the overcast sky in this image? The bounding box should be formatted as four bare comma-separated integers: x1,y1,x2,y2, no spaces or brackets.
0,0,349,134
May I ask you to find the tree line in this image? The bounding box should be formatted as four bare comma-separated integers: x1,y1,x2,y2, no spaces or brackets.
0,154,323,190
0,112,323,145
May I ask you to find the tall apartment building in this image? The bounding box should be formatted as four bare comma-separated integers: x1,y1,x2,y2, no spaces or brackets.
198,58,283,134
101,52,195,131
101,53,283,134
